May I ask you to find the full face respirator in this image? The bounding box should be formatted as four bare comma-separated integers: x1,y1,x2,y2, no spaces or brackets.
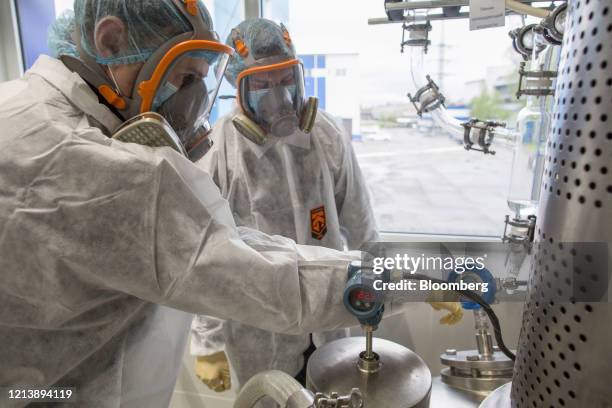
230,25,318,145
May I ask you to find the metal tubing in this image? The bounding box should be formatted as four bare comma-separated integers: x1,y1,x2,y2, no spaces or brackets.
365,329,374,360
385,0,545,11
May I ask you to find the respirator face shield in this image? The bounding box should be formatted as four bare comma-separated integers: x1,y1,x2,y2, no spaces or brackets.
233,59,318,144
138,44,231,161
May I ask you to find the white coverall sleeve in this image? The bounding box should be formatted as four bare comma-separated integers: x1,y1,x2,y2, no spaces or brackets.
190,137,229,356
325,114,380,250
28,127,359,336
190,315,226,355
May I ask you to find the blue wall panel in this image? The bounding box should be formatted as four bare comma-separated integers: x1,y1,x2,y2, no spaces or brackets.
304,77,315,99
301,55,315,70
300,54,326,109
316,55,326,69
317,77,326,110
16,0,56,69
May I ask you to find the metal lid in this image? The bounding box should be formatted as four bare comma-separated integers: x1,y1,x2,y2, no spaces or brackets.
306,337,432,408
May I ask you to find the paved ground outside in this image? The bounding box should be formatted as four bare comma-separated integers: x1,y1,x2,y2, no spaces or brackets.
352,127,516,237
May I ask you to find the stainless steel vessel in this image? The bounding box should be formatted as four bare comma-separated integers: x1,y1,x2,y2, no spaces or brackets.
306,337,432,408
509,1,612,407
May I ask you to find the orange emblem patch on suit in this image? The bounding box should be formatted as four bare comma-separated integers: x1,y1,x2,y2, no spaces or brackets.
310,205,327,240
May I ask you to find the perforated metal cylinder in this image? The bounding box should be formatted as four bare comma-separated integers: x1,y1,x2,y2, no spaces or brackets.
510,1,612,407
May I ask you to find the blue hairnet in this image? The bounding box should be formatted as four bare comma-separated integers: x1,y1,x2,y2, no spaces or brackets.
225,19,296,88
72,0,214,66
48,9,79,59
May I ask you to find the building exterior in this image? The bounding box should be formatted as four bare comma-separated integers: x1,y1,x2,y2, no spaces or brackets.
265,0,362,139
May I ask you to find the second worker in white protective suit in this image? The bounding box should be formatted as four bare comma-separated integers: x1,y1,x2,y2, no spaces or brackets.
191,19,380,394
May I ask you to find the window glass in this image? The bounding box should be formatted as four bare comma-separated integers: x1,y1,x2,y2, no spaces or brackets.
201,0,245,123
54,0,73,16
263,0,543,237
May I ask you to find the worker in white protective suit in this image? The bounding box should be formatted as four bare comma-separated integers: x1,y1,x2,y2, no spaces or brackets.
190,19,380,395
0,2,373,407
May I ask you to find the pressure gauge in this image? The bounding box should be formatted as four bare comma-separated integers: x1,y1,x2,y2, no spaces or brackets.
343,262,386,326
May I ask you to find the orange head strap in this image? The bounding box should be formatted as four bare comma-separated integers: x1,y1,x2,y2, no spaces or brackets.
231,29,250,59
280,23,293,47
182,0,198,16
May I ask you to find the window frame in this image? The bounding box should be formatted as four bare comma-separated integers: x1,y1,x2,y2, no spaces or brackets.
245,0,261,18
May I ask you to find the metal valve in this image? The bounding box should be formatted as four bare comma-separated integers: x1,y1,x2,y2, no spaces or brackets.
461,119,506,155
502,214,537,248
407,75,445,117
498,277,529,292
314,388,364,408
401,22,432,53
516,61,557,99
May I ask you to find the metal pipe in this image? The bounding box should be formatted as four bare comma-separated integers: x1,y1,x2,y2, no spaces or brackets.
385,0,549,12
386,0,468,9
365,328,374,359
369,8,544,25
244,0,261,19
476,330,495,360
368,12,470,25
407,44,518,145
506,0,550,18
373,0,553,25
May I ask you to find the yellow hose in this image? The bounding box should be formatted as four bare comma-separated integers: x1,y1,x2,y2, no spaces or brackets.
506,0,551,18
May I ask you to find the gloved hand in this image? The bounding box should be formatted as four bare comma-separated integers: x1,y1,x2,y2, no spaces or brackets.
195,352,231,392
428,302,464,325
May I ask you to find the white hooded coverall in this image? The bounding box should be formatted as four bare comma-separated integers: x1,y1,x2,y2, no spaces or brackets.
0,56,360,408
191,108,379,387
